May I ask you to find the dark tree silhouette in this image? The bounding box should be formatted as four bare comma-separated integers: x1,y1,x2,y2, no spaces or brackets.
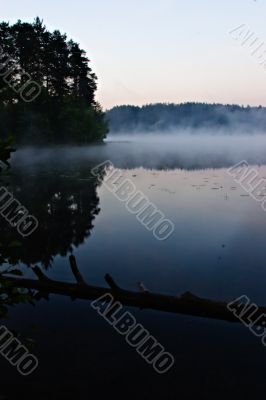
107,102,266,133
0,17,108,144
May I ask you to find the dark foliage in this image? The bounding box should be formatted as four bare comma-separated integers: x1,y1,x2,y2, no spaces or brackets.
0,18,108,144
107,102,266,133
0,136,15,170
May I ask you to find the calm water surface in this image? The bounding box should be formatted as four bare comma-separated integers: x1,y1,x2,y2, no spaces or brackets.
1,140,266,399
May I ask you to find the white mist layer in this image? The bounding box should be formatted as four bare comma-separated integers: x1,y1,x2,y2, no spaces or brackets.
12,133,266,170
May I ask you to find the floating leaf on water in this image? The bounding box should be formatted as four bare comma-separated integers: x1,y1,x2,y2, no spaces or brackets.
8,240,22,248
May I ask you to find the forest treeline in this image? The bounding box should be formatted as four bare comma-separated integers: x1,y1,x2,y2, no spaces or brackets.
0,18,108,144
107,103,266,133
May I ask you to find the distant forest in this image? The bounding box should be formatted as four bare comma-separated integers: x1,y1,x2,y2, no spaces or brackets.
0,18,108,144
107,103,266,134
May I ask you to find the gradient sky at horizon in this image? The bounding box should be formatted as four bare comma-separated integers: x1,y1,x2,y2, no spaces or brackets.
2,0,266,109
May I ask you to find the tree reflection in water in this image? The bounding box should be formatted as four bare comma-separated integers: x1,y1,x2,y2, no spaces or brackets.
0,156,106,317
0,163,105,267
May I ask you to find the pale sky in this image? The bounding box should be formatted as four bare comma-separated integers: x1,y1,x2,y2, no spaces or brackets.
2,0,266,109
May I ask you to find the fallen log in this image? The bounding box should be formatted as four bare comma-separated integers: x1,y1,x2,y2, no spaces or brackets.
2,255,265,326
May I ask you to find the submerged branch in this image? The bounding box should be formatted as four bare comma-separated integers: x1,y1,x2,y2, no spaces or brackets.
2,256,264,325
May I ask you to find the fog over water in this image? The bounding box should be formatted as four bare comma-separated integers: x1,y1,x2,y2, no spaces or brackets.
6,130,266,400
14,133,266,170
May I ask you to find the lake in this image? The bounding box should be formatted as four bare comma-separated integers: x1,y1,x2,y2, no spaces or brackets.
1,136,266,399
